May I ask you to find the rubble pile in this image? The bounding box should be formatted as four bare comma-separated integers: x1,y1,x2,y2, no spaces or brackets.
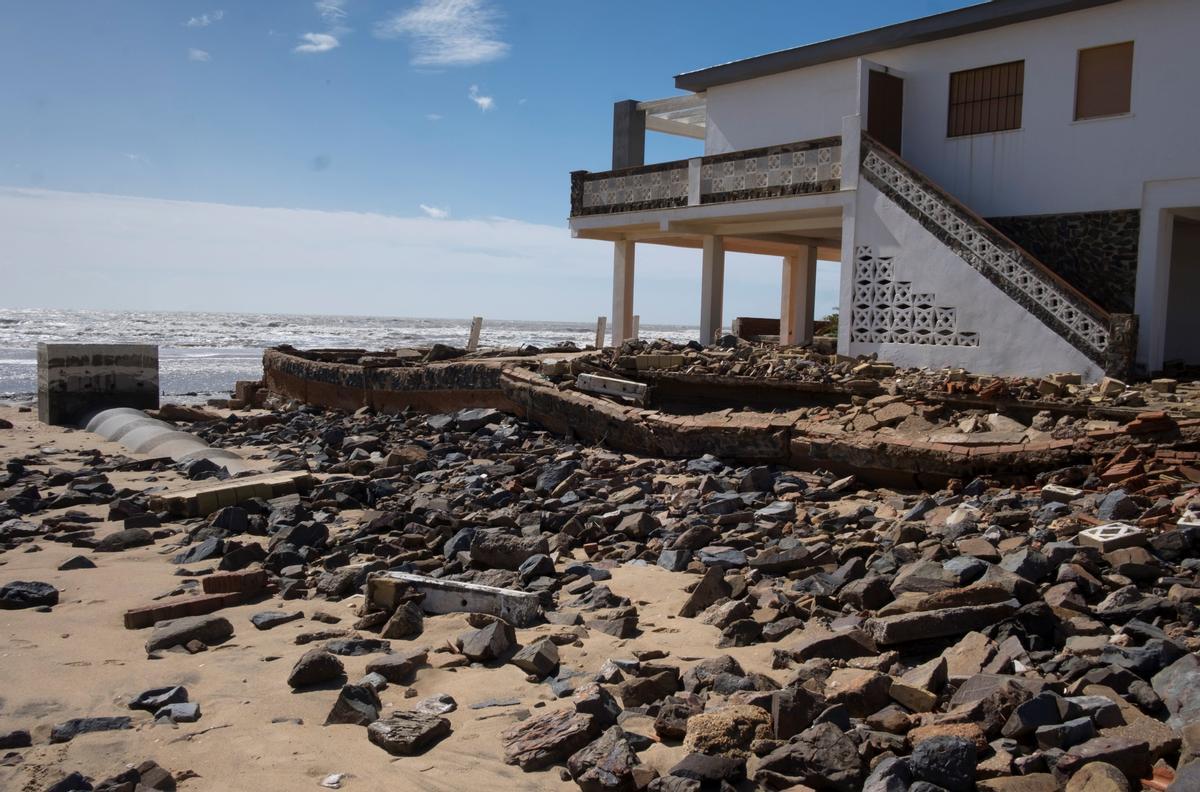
4,389,1200,790
578,336,1200,417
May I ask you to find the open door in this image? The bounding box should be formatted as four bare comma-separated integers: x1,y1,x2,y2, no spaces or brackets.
867,70,904,154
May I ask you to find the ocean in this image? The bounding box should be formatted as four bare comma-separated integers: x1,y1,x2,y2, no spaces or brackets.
0,308,697,403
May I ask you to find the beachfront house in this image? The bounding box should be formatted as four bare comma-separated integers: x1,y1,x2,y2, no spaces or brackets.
568,0,1200,381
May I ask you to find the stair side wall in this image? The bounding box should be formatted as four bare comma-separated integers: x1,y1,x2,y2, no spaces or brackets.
848,179,1105,381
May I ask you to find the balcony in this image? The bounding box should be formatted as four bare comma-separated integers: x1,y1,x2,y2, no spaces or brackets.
570,135,843,218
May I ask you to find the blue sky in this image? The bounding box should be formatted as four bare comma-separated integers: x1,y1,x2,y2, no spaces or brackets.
0,0,971,324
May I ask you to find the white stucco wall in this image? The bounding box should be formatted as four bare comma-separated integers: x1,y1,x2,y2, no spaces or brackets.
846,180,1105,380
704,59,857,155
702,0,1200,217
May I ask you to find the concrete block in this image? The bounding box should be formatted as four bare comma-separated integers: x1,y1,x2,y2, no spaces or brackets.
201,569,267,595
367,571,542,627
575,373,648,404
1076,523,1146,553
150,471,314,517
38,343,158,426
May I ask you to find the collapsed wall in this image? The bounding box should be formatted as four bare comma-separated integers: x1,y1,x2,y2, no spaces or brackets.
262,346,1194,488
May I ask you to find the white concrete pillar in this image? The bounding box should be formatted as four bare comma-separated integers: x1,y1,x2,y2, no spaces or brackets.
611,240,636,346
700,235,725,345
780,244,818,346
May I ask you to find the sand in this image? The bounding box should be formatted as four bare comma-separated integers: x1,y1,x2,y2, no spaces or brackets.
0,404,785,791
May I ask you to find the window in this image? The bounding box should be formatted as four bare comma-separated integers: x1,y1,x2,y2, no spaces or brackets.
947,60,1024,137
1075,42,1133,120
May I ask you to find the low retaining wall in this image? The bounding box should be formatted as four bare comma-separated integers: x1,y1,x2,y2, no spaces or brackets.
263,346,1191,487
263,347,520,415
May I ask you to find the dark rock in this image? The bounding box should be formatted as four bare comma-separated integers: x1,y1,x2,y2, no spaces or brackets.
460,620,515,662
129,685,188,712
380,602,424,639
172,537,224,565
94,527,153,552
287,648,345,689
0,580,59,609
1152,653,1200,729
368,711,452,755
49,716,132,743
909,736,976,792
365,648,428,683
754,722,862,791
57,555,96,570
324,684,382,726
511,638,559,677
145,614,233,652
325,637,390,656
45,771,93,792
668,752,746,785
251,610,304,630
0,729,31,749
567,725,642,791
470,530,549,571
502,708,599,770
678,566,730,618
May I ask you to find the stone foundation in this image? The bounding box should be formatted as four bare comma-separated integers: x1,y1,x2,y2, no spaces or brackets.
988,209,1140,314
37,343,159,426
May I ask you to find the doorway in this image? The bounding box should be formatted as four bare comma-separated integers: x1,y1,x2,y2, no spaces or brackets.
1164,215,1200,368
867,70,904,154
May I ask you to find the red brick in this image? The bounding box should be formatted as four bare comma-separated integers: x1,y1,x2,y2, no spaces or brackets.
123,591,242,630
202,568,267,595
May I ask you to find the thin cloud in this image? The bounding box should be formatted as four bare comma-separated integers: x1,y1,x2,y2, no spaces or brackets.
468,85,494,112
419,204,449,219
425,113,444,121
374,0,508,67
294,33,340,54
123,153,151,165
315,0,348,24
185,10,224,27
187,48,211,62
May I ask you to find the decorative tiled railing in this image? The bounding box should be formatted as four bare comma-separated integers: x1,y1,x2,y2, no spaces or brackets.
570,136,841,217
859,133,1112,365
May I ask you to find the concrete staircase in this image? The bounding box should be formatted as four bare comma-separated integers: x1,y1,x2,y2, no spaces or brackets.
856,133,1134,379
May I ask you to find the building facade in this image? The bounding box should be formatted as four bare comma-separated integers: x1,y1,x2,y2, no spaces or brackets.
568,0,1200,380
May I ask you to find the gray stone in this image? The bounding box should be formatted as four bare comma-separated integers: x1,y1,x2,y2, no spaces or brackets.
511,638,559,677
502,708,599,770
287,648,345,689
364,648,428,683
49,716,132,743
367,711,452,755
145,614,233,652
250,610,303,630
910,735,975,792
754,722,862,791
460,620,515,662
0,580,59,609
324,684,382,726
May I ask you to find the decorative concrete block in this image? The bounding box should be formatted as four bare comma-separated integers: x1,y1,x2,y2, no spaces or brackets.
38,343,158,426
1076,523,1146,553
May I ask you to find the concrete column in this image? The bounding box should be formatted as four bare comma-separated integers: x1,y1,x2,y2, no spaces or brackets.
611,240,636,346
700,236,726,345
612,100,646,170
780,244,818,346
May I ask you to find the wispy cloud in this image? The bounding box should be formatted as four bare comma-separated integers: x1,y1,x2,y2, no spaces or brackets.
294,32,340,54
419,204,449,219
468,85,494,112
187,48,211,62
374,0,508,67
123,153,151,165
315,0,348,24
185,10,224,28
425,113,444,121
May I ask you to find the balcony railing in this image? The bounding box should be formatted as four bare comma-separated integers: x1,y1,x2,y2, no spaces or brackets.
570,135,842,217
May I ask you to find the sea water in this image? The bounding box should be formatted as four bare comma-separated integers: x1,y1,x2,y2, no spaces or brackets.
0,308,697,402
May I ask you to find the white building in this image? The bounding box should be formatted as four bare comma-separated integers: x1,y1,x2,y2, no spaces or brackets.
569,0,1200,381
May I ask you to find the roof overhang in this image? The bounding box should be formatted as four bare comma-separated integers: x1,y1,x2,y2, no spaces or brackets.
638,94,706,140
674,0,1124,92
